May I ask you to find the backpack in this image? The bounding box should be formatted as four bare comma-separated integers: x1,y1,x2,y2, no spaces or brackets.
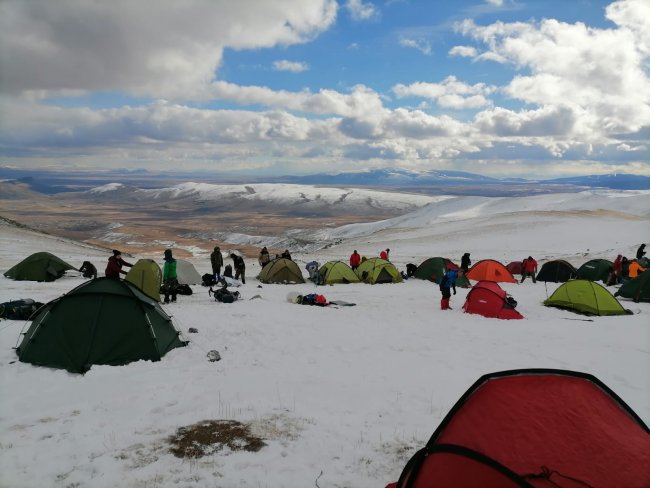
202,273,217,287
0,299,44,320
210,285,240,303
176,284,193,296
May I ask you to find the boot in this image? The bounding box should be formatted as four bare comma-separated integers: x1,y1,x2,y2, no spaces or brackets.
440,297,449,310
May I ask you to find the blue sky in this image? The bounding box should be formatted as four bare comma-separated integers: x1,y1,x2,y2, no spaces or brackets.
0,0,648,178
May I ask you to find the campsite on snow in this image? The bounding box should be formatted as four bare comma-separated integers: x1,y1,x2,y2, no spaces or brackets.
1,186,649,487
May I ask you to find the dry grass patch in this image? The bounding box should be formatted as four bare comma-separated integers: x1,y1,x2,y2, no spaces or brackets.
169,420,266,458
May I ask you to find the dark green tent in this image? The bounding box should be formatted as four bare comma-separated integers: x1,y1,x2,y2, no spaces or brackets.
258,258,305,284
414,257,470,287
615,272,650,303
577,259,613,282
4,251,76,282
536,260,578,283
16,278,187,373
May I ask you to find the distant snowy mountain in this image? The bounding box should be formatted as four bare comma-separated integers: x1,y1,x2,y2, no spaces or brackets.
542,173,650,190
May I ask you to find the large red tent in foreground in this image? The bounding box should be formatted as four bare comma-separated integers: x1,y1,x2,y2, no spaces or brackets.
387,369,650,488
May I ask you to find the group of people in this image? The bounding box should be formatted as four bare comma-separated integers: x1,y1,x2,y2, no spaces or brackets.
609,245,647,285
212,246,246,284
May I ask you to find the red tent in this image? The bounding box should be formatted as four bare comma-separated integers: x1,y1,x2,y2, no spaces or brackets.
387,369,650,488
506,260,523,275
466,259,517,283
463,281,523,319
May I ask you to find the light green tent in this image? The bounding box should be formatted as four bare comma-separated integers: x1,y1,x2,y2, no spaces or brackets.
4,251,76,282
258,258,305,284
577,259,613,282
318,261,360,284
355,258,403,284
615,272,650,303
16,278,187,374
544,279,630,316
125,259,162,301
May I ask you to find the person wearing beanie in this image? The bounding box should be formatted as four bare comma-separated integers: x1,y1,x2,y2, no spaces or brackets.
162,249,178,303
380,248,390,261
104,250,133,279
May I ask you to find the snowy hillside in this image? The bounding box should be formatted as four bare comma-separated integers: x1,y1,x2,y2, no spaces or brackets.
0,191,648,488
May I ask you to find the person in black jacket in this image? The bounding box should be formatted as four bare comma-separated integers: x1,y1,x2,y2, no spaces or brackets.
460,253,471,273
637,244,646,260
230,253,246,284
79,261,97,279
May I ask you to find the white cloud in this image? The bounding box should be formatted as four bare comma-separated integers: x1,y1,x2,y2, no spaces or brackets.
0,0,337,98
486,0,504,6
393,76,495,109
399,37,432,55
273,60,310,73
449,45,477,58
345,0,378,21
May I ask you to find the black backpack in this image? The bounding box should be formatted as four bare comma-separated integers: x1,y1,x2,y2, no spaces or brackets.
210,285,240,303
202,273,217,287
0,299,44,320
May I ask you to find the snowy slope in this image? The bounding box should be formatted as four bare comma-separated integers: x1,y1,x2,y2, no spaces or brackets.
0,191,649,488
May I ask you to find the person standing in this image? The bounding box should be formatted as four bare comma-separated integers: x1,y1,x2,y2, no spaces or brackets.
231,253,246,284
628,260,647,279
380,248,390,261
105,250,133,279
637,244,646,260
610,254,623,285
281,249,292,260
446,262,459,295
460,253,471,274
210,246,223,281
258,247,270,268
162,249,178,304
440,271,452,310
520,256,538,283
349,250,361,271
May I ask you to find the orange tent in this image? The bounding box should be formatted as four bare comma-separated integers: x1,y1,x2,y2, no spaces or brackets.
465,259,517,283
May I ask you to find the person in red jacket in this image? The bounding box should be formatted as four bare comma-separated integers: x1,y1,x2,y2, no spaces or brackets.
349,250,361,271
520,256,537,283
380,248,390,261
104,250,133,279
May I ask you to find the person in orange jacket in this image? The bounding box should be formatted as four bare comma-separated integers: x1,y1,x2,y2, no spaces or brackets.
628,260,647,279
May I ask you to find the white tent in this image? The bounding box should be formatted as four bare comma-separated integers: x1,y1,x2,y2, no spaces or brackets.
175,259,202,285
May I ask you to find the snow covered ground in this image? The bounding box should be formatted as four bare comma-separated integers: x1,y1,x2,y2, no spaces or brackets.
1,190,649,488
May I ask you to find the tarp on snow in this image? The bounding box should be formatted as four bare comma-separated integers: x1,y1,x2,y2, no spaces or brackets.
388,369,650,488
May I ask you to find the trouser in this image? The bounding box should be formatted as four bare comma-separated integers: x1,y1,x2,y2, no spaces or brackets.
235,268,245,284
521,271,536,283
440,288,451,310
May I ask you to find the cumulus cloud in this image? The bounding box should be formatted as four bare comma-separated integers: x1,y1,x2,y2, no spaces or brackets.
273,60,310,73
345,0,379,21
393,76,495,109
0,0,337,98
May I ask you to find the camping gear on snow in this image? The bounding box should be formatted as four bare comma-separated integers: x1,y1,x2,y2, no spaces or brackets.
4,251,76,282
355,258,402,284
0,299,44,320
462,281,523,320
535,260,577,283
209,284,240,303
386,368,650,488
125,259,162,301
258,258,305,284
16,278,187,374
576,258,613,282
175,259,202,285
318,261,360,285
465,259,517,283
615,271,650,302
544,279,631,316
506,261,523,275
295,293,328,306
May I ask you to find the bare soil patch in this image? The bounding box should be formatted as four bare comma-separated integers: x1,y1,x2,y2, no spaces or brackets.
168,419,266,458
